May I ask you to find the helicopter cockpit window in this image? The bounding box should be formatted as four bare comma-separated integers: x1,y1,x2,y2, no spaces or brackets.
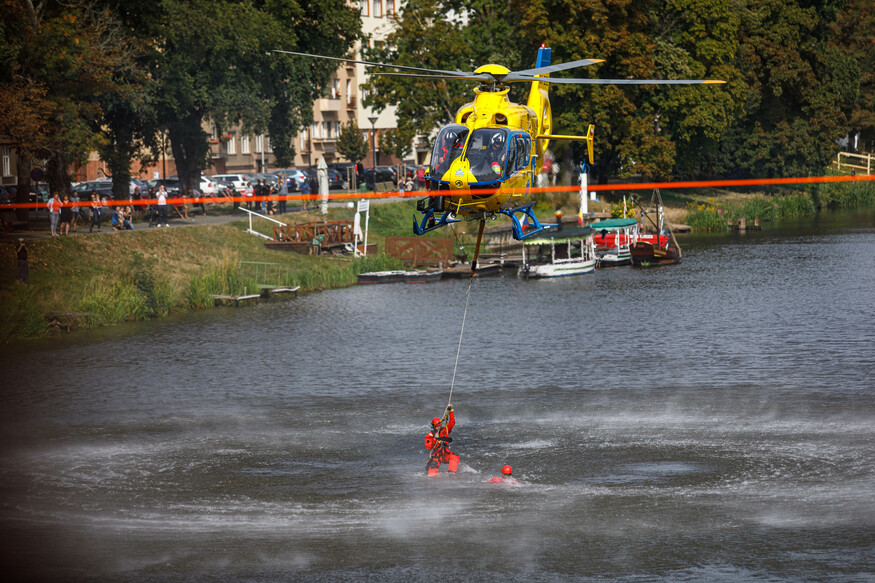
430,125,468,179
466,128,509,182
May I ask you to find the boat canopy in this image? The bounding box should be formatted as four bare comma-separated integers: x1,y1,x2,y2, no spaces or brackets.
523,226,593,246
588,218,638,230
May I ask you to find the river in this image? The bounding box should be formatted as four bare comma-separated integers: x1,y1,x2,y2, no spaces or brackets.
1,210,873,581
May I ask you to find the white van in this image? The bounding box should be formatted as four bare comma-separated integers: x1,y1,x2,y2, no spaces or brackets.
212,174,254,197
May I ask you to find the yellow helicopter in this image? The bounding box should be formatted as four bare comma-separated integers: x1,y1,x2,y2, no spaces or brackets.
274,47,722,264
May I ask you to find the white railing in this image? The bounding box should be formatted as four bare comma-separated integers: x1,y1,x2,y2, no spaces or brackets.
835,151,873,175
238,207,287,240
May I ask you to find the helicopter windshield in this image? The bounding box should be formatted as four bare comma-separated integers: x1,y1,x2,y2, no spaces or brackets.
430,125,469,179
466,128,509,182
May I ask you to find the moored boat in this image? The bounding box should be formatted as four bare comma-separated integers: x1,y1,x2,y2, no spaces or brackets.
518,226,596,278
590,218,638,266
630,189,682,266
630,241,682,265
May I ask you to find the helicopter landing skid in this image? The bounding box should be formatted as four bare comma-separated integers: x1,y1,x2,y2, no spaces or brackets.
413,209,461,235
500,203,557,241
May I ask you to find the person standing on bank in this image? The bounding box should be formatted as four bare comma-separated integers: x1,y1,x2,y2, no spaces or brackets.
277,174,288,215
59,193,73,235
47,192,61,236
156,185,168,227
89,192,103,232
16,238,28,284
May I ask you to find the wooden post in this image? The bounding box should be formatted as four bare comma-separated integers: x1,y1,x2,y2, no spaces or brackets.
738,217,746,231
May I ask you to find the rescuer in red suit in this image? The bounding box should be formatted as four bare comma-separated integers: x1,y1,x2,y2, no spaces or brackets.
425,404,458,476
487,465,518,484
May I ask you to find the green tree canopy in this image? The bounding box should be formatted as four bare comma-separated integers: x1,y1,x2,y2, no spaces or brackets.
363,0,864,183
337,118,369,164
153,0,361,190
0,0,139,205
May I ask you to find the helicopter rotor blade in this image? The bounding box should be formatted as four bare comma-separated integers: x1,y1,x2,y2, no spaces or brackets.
509,58,605,78
505,75,726,85
271,49,474,78
372,72,494,82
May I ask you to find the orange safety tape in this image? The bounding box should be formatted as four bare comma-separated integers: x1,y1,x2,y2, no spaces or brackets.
6,174,872,210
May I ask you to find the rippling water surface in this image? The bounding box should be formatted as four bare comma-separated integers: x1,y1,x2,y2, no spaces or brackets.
1,210,873,581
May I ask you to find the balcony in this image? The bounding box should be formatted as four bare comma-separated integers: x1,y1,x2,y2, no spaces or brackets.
317,96,342,112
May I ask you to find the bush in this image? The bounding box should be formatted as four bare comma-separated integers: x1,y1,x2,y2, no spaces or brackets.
0,287,48,341
813,179,875,209
685,205,729,231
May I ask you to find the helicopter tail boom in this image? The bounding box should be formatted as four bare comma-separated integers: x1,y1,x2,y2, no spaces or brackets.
536,124,596,164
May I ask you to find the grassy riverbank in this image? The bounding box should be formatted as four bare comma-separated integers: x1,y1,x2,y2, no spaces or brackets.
670,177,875,231
0,213,405,341
4,178,874,341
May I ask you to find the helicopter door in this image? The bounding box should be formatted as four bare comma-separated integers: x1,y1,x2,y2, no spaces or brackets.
430,124,468,181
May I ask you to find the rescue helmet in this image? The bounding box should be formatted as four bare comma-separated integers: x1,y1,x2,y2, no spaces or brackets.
491,132,505,146
502,465,513,475
432,417,442,427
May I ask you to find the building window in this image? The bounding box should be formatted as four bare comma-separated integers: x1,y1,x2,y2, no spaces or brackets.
227,135,236,155
241,135,250,154
256,134,264,153
387,0,394,15
346,80,352,105
373,0,381,18
1,147,10,177
361,0,368,17
300,133,306,150
335,121,341,138
267,136,272,153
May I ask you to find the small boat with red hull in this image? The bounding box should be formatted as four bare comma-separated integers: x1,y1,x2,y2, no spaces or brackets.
630,240,682,266
630,189,682,266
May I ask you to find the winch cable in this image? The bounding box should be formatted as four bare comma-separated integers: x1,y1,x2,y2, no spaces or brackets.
447,269,474,411
446,218,486,410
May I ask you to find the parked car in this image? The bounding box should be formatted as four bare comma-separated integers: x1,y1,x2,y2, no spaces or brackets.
253,173,280,189
168,174,216,196
303,167,348,191
377,165,400,185
0,185,15,204
72,180,114,199
361,167,396,189
151,179,183,196
212,173,253,196
27,183,50,203
213,179,237,197
272,169,308,192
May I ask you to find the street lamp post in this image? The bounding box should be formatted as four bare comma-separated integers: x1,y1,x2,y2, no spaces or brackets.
368,116,378,193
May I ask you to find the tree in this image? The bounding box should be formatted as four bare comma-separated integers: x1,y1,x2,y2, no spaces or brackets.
153,0,361,192
712,0,858,178
94,0,162,199
0,0,138,213
517,0,744,183
379,126,416,162
830,0,874,152
363,0,526,148
336,118,369,164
